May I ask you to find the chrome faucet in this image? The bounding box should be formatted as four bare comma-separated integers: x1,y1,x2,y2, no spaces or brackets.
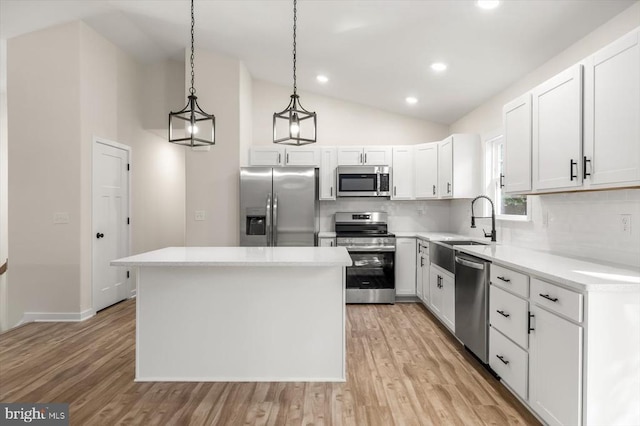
471,195,496,242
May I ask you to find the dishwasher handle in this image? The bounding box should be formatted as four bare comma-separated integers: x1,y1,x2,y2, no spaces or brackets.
455,255,486,270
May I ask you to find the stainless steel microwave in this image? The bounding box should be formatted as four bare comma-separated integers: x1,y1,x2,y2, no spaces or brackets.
336,166,391,197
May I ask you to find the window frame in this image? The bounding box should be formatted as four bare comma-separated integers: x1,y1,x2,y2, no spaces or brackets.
483,130,531,222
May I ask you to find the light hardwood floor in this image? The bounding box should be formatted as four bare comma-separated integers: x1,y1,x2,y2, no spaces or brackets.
0,300,540,425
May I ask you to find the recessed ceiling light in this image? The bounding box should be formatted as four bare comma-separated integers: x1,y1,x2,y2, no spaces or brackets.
316,75,329,83
431,62,448,72
476,0,500,10
405,97,418,105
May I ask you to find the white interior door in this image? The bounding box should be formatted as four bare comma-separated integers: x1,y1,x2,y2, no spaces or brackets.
93,139,130,312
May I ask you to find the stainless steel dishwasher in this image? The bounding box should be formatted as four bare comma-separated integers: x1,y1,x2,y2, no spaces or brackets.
454,251,491,364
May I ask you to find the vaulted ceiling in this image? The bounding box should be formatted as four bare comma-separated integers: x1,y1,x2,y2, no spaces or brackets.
0,0,636,124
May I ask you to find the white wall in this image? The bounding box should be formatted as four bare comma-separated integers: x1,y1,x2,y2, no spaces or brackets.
448,3,640,269
184,49,242,246
8,22,83,326
0,39,8,331
7,22,187,326
251,79,449,149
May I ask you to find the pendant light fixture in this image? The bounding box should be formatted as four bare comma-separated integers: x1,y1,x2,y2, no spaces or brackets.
273,0,317,145
169,0,215,147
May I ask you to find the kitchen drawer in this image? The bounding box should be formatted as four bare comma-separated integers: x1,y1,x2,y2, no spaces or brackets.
490,264,529,298
531,278,583,323
490,285,529,349
490,327,528,401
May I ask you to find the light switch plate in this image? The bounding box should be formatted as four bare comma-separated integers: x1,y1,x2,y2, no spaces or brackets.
53,212,69,224
195,210,206,221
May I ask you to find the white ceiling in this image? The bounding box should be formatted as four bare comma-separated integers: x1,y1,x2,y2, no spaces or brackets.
0,0,636,124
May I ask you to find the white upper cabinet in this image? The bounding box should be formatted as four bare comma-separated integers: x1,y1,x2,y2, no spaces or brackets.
414,143,439,199
284,147,320,166
391,146,414,199
503,93,532,193
249,146,284,166
337,147,391,166
583,29,640,188
249,146,319,167
438,134,481,199
438,137,454,197
319,147,337,200
364,147,392,165
532,64,583,191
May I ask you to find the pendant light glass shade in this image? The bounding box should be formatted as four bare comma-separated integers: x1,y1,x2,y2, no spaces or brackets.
169,0,215,147
273,0,317,145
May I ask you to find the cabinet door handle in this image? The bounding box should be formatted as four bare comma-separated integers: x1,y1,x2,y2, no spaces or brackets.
539,293,559,302
393,186,397,196
447,182,451,194
360,153,363,164
583,156,591,179
432,185,436,195
497,276,511,283
330,187,333,197
418,245,422,254
570,159,578,181
278,153,281,164
420,257,424,267
496,355,509,365
528,312,535,333
364,153,367,163
496,310,510,318
499,173,505,189
286,153,289,164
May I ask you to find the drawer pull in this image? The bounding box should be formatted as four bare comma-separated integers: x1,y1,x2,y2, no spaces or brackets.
497,276,511,283
496,310,510,318
539,293,559,302
496,355,509,365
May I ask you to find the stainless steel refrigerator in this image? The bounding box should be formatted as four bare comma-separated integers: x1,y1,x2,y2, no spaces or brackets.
240,167,319,247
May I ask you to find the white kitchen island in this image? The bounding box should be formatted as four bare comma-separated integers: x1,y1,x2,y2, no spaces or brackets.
111,246,352,382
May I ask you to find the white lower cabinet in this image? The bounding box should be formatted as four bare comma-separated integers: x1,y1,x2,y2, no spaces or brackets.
489,327,528,400
395,238,416,296
429,264,454,331
529,305,583,426
487,261,640,426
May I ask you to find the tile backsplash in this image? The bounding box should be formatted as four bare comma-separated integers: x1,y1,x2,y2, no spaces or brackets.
450,189,640,269
319,199,452,233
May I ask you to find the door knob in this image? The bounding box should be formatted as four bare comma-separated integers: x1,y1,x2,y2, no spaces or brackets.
96,233,104,239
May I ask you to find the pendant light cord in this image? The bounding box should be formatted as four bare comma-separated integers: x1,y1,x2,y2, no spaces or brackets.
292,0,297,96
189,0,196,95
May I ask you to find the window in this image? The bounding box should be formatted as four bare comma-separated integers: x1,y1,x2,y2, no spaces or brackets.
485,133,529,221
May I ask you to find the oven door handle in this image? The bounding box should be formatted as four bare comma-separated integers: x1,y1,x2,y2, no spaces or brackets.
343,246,396,252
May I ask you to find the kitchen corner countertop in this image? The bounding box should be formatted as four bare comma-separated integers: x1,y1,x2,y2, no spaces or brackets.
111,246,353,267
456,244,640,292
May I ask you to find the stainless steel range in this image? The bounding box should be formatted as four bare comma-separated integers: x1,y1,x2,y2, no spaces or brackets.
335,212,396,304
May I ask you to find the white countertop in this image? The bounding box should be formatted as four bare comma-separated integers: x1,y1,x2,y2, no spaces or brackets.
456,244,640,292
111,246,353,267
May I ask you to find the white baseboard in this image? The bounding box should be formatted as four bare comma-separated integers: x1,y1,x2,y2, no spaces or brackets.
22,308,95,323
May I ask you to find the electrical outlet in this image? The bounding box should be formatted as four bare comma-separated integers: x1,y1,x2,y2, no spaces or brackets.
542,211,549,228
195,210,206,221
620,214,632,235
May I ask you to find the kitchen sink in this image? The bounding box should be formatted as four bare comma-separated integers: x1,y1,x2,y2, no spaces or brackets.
439,240,488,247
430,240,488,273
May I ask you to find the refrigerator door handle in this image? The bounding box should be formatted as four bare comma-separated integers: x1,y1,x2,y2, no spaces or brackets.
273,193,279,246
266,193,272,246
